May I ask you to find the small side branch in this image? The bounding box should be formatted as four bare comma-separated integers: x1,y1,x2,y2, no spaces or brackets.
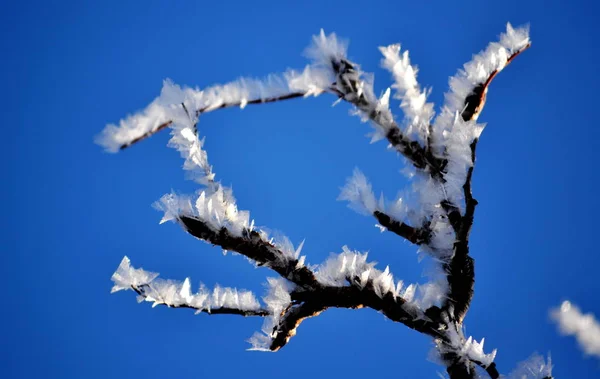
179,215,319,289
374,210,430,245
120,91,308,150
330,58,444,175
111,257,269,317
269,301,327,351
132,284,270,317
461,44,531,123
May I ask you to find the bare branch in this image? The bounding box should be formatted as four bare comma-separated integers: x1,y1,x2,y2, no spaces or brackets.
373,210,431,245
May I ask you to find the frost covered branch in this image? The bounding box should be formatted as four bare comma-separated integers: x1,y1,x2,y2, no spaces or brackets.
177,215,319,288
114,90,310,150
100,23,543,379
111,257,269,316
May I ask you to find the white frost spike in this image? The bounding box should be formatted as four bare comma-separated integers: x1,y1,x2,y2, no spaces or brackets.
305,29,348,68
550,300,600,358
272,235,304,262
377,88,391,114
394,280,404,298
180,278,192,303
316,246,374,287
156,183,252,238
338,168,377,215
359,269,370,289
375,224,386,233
387,194,407,221
111,256,159,293
501,22,531,53
180,127,196,142
402,284,416,302
372,266,394,298
294,239,305,259
437,321,498,370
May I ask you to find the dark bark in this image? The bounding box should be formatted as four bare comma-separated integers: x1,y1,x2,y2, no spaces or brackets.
373,211,431,244
179,215,320,289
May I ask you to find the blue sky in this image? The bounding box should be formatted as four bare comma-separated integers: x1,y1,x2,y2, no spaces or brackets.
3,0,599,378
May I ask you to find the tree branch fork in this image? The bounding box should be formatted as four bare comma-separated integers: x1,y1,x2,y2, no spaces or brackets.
105,29,534,379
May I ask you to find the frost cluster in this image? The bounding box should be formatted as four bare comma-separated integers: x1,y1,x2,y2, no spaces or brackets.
439,115,483,209
315,246,446,310
338,168,379,216
507,353,553,379
96,69,331,153
338,169,455,258
431,23,530,155
305,30,396,143
435,319,497,369
248,277,295,351
151,107,255,237
111,257,262,312
268,234,306,267
156,187,252,238
550,300,600,358
379,44,434,144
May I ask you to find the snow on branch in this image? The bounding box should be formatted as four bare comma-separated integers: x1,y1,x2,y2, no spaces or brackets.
550,301,600,359
111,256,269,316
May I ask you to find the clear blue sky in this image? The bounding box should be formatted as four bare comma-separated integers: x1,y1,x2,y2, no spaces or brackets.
2,1,599,378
